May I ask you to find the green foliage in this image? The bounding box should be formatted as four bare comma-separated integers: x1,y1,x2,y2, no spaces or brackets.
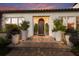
0,37,10,47
0,29,6,33
45,23,49,32
72,45,79,51
20,21,29,30
5,24,20,32
0,37,11,55
53,19,66,32
34,23,38,33
5,24,20,38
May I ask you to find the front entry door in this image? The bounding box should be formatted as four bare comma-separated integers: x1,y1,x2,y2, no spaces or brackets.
38,18,44,35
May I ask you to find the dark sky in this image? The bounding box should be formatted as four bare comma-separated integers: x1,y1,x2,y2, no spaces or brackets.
0,3,75,10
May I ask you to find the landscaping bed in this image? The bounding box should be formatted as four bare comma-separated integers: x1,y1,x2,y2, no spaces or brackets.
0,47,12,56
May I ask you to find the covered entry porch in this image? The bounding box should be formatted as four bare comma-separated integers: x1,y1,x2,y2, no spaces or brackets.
33,16,49,36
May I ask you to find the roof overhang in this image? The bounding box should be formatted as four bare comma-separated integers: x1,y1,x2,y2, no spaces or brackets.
0,8,79,13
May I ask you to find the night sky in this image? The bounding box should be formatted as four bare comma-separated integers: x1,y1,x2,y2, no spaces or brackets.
0,3,75,10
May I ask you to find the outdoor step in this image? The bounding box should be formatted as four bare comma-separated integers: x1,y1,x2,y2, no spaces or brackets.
6,47,74,56
8,36,68,48
7,36,73,56
8,42,68,49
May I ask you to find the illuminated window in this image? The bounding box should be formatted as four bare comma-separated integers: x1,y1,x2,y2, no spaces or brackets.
67,17,76,29
12,18,18,24
5,17,25,25
5,18,11,24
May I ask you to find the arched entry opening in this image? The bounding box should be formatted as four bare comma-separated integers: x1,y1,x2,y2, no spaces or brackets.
38,18,44,35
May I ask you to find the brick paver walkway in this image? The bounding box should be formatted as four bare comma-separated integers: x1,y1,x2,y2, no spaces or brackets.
6,47,75,56
7,36,75,56
31,36,54,42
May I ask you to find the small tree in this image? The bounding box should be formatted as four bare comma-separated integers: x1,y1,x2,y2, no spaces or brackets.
45,23,49,35
53,19,66,32
34,23,38,35
20,21,29,30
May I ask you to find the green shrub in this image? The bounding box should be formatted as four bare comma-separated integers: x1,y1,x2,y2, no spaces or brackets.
0,37,11,55
5,24,21,41
34,23,38,34
0,28,7,33
5,24,20,34
0,37,10,47
45,23,49,34
71,44,79,51
20,21,29,30
5,24,20,32
53,19,66,32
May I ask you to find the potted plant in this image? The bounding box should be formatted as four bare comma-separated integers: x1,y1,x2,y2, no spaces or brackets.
52,19,66,41
20,21,29,41
5,24,21,44
65,28,78,47
34,23,38,35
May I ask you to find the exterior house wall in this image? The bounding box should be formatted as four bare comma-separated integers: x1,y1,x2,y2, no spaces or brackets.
0,14,2,30
73,3,79,8
2,11,79,37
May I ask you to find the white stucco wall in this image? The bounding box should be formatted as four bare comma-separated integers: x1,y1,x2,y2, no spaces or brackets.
2,11,79,37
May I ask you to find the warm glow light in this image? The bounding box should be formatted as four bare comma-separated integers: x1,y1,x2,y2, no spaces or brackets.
33,16,49,24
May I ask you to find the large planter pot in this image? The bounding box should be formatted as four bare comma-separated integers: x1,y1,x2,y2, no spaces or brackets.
12,34,20,44
56,31,62,41
21,30,28,41
65,35,73,47
52,31,62,41
52,31,56,39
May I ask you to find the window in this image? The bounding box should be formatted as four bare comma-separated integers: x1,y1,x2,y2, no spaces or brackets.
68,17,75,23
12,18,18,24
5,17,25,25
76,16,79,29
5,18,11,24
76,17,79,24
67,17,76,29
